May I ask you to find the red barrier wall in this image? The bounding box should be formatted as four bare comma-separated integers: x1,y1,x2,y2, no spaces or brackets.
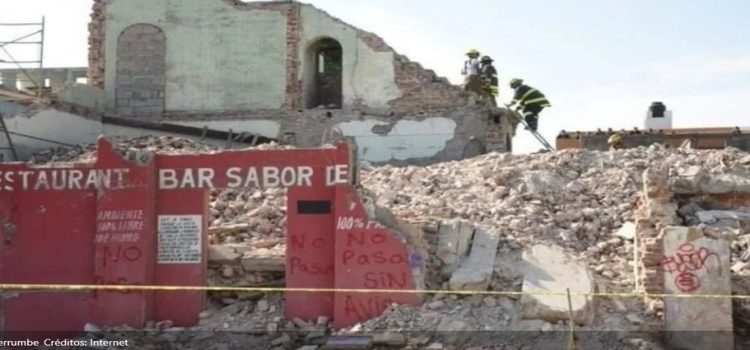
333,186,420,328
0,138,419,335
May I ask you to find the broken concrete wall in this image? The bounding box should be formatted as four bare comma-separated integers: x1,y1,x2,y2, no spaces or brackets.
298,4,401,109
636,161,750,321
663,226,733,350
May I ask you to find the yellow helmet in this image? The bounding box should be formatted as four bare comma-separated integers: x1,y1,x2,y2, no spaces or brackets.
608,133,623,144
466,49,480,56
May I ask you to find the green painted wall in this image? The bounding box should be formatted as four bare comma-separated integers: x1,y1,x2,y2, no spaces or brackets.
104,0,287,112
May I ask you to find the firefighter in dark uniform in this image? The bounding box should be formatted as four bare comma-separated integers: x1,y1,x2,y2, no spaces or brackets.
479,56,499,106
508,78,550,132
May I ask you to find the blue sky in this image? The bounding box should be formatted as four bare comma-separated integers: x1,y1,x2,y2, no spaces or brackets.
2,0,749,153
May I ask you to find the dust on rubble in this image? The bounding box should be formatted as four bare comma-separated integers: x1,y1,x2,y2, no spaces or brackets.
33,139,750,349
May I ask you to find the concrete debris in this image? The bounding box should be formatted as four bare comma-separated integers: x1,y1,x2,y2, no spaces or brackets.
663,227,733,350
31,137,750,348
208,245,241,264
614,222,636,240
241,247,285,272
519,244,595,325
436,220,474,278
322,336,373,349
449,228,500,291
372,332,407,346
436,317,474,345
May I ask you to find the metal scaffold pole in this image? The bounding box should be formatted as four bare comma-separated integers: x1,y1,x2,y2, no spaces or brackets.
0,17,45,96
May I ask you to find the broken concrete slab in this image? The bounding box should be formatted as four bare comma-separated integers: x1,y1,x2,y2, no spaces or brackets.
614,222,636,240
208,245,240,263
696,210,750,224
436,317,474,345
322,336,373,350
241,249,285,272
436,220,474,278
698,171,750,194
668,166,706,194
449,228,500,291
519,244,595,325
372,332,406,346
662,226,733,350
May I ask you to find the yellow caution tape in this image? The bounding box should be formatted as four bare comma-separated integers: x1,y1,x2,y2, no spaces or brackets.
1,283,749,300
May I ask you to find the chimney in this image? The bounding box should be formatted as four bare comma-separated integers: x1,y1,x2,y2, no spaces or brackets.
644,101,672,130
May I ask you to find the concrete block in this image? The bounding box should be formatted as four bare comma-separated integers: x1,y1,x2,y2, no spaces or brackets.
322,336,373,350
448,228,500,291
436,220,473,278
208,245,240,264
519,244,595,325
614,222,636,240
668,166,706,194
662,226,733,350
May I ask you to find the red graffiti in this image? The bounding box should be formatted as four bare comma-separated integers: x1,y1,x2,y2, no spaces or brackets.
662,243,721,293
100,245,142,267
92,276,138,299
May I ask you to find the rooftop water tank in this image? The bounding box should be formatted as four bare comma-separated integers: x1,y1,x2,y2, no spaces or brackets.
645,102,673,130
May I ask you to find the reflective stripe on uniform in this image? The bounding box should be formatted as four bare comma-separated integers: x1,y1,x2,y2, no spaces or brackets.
523,110,537,117
523,97,550,106
520,88,537,101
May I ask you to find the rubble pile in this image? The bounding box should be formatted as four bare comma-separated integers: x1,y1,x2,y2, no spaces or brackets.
28,138,750,349
350,145,749,348
362,145,750,291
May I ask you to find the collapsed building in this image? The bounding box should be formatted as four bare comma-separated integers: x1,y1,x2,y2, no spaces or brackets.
0,0,515,164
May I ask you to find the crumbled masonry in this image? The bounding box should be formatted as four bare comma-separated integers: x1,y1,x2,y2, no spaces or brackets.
29,139,750,349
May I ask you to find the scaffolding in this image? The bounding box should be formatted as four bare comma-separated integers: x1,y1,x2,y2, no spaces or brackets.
0,17,45,97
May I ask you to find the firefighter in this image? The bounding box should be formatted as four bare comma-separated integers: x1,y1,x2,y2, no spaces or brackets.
608,132,624,150
508,78,550,132
479,56,499,106
461,49,483,95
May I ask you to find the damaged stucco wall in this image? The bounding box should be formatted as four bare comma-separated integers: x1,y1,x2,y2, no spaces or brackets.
336,118,457,163
80,0,515,164
298,4,401,109
102,0,288,111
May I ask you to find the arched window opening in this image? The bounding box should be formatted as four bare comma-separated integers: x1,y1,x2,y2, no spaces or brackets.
115,24,166,117
304,38,342,109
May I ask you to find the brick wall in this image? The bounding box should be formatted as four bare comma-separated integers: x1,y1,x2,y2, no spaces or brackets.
87,0,107,88
283,4,302,110
115,24,166,117
389,55,472,116
635,165,679,301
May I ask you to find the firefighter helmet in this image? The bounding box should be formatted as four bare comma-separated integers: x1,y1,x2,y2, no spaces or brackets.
510,78,523,88
481,55,493,63
466,49,480,56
